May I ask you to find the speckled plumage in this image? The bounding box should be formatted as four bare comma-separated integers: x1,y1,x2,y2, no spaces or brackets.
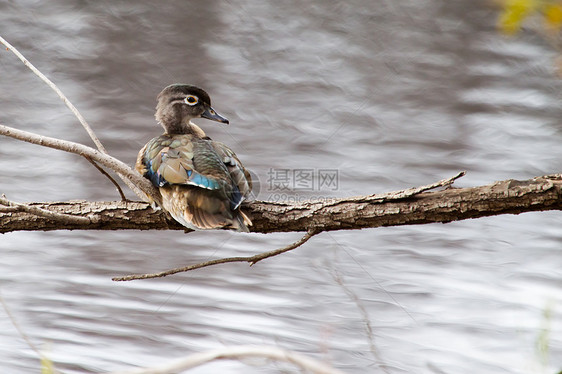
136,84,252,232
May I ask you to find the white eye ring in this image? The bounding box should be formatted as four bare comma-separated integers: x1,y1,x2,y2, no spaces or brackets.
184,95,199,106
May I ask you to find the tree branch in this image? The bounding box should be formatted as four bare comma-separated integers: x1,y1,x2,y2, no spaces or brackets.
1,174,561,234
84,157,128,202
0,123,160,205
0,195,91,225
0,293,64,374
331,270,389,372
109,345,346,374
0,36,148,201
324,170,465,206
112,228,318,281
0,35,106,153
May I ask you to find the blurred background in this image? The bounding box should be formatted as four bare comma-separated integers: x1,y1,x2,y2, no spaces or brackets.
1,1,561,373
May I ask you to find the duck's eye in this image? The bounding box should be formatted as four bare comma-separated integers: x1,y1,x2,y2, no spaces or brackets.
184,95,198,106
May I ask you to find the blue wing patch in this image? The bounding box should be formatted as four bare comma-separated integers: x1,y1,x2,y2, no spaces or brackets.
190,172,222,190
145,159,167,187
144,157,222,190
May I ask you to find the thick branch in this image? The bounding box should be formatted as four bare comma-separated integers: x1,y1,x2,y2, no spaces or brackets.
1,174,561,234
0,195,91,225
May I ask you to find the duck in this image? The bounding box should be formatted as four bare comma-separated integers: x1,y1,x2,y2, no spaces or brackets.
135,84,253,232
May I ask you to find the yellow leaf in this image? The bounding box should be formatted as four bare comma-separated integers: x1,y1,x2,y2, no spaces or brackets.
544,3,562,30
40,355,55,374
498,0,539,34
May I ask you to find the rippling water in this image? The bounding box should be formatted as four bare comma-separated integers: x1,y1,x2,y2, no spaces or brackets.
1,1,561,373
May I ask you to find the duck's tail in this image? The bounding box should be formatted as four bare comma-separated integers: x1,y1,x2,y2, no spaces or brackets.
231,209,252,233
161,186,253,232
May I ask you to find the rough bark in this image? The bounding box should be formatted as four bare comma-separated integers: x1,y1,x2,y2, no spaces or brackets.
2,174,561,234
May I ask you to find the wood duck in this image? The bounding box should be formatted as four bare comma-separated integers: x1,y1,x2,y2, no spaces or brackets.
135,84,252,232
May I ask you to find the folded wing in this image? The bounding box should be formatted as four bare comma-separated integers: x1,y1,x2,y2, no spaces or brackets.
136,134,252,231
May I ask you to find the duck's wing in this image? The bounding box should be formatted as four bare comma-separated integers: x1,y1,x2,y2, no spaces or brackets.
136,135,251,232
210,141,253,208
136,134,226,191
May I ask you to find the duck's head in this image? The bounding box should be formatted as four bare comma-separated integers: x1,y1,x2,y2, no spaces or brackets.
155,84,229,135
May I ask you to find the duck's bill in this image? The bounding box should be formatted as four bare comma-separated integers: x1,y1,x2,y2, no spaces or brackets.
201,106,229,124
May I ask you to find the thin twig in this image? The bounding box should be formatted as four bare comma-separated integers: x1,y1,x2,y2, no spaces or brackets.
0,195,91,225
370,170,466,201
248,228,319,265
109,344,346,374
0,123,158,205
323,171,466,207
0,292,64,374
85,157,128,201
112,228,319,281
0,36,151,202
332,270,390,374
0,293,42,358
0,35,107,153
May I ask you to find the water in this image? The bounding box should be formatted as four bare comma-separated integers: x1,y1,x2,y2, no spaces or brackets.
1,1,561,373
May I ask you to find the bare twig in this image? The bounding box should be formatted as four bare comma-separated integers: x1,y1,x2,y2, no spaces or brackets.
109,345,346,374
0,35,107,153
324,171,466,207
248,228,319,264
332,270,390,373
0,292,64,374
370,170,466,201
0,194,91,225
85,157,128,201
0,123,159,205
112,228,319,281
0,293,42,359
0,36,150,202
